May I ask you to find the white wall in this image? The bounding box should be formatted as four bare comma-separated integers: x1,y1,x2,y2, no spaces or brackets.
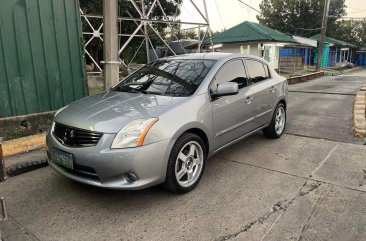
221,43,260,56
221,42,280,69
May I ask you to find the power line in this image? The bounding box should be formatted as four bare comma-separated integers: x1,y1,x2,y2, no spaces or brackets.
348,10,366,14
237,0,261,14
214,0,225,30
347,6,366,11
296,27,322,31
341,16,366,19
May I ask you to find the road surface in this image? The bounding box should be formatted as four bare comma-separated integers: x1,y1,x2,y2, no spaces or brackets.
1,69,366,241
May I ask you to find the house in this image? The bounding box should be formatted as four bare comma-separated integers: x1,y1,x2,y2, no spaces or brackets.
286,36,317,67
310,34,357,67
356,48,366,66
205,21,302,70
278,36,317,72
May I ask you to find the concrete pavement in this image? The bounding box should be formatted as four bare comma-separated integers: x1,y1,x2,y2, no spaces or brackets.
0,69,366,241
1,133,365,241
287,68,366,144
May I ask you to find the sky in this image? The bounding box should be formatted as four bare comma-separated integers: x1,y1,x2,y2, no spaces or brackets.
179,0,366,32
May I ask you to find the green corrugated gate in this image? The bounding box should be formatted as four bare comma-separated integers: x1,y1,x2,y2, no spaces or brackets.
0,0,86,117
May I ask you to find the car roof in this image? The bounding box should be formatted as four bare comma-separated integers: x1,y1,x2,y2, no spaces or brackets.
161,53,262,61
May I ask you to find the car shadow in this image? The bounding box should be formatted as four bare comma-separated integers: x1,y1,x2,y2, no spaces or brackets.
57,131,267,200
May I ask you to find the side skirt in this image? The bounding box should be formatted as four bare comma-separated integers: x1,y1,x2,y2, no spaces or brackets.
213,124,269,154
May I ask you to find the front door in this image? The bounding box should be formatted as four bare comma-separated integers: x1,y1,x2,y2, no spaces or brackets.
210,59,255,150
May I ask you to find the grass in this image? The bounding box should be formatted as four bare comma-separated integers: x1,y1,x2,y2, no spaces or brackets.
4,128,32,141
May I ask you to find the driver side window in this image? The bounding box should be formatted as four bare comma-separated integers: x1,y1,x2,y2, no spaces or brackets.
213,59,249,90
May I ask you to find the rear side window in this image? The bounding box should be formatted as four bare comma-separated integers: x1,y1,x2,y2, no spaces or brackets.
214,59,249,89
245,60,269,84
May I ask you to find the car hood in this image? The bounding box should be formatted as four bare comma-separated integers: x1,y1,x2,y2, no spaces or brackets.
54,91,188,133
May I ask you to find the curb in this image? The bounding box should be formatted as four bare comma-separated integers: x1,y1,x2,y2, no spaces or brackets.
342,66,364,74
353,85,366,138
287,71,325,85
2,133,46,158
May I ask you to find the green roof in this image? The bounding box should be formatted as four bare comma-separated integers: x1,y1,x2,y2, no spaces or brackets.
206,21,297,45
310,34,357,48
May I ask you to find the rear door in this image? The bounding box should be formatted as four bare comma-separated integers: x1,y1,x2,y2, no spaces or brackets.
210,59,255,150
244,59,278,128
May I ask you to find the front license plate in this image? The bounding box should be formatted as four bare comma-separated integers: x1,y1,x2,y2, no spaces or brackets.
52,149,74,170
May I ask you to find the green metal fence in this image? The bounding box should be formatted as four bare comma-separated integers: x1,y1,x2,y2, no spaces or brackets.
0,0,86,117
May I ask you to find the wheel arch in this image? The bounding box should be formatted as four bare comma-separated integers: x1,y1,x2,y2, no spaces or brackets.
172,124,212,156
184,128,209,156
278,98,287,109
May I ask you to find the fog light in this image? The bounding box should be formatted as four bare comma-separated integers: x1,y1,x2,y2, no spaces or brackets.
125,173,138,183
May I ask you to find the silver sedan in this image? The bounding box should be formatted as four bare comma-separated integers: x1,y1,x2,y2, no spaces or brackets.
46,53,288,193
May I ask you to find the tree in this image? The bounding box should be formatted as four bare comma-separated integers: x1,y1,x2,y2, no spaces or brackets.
257,0,346,37
359,20,366,47
329,19,366,47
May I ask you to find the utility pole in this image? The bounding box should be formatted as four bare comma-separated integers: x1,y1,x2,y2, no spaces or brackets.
141,0,150,63
103,0,119,89
316,0,331,71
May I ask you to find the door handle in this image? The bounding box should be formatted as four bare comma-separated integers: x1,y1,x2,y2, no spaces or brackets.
245,96,253,104
270,86,275,93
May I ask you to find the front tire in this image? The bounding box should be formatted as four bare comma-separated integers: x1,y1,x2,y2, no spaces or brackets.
263,103,286,139
163,133,206,193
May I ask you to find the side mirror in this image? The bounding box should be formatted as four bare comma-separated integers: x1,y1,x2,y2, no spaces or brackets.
211,82,239,99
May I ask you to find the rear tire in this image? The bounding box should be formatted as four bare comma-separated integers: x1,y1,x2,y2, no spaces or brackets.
163,133,206,194
263,103,286,139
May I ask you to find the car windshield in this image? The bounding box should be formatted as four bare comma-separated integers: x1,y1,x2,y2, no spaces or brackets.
113,59,216,97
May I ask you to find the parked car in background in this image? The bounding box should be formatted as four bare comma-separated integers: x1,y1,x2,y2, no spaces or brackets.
46,53,288,193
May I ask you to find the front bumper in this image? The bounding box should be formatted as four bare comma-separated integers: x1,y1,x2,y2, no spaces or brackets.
46,131,173,190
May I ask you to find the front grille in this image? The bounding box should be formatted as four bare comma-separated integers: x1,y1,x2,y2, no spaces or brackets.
53,122,103,147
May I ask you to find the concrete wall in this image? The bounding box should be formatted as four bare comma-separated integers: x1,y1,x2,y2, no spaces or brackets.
0,111,54,141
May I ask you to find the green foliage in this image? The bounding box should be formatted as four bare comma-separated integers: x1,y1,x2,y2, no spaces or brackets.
185,30,197,39
257,0,346,37
329,20,366,47
212,31,222,37
4,128,31,141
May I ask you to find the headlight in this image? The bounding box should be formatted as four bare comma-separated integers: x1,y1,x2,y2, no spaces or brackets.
111,118,158,149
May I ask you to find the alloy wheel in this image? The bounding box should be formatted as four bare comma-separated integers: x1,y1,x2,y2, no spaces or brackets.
175,141,204,188
275,106,286,135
